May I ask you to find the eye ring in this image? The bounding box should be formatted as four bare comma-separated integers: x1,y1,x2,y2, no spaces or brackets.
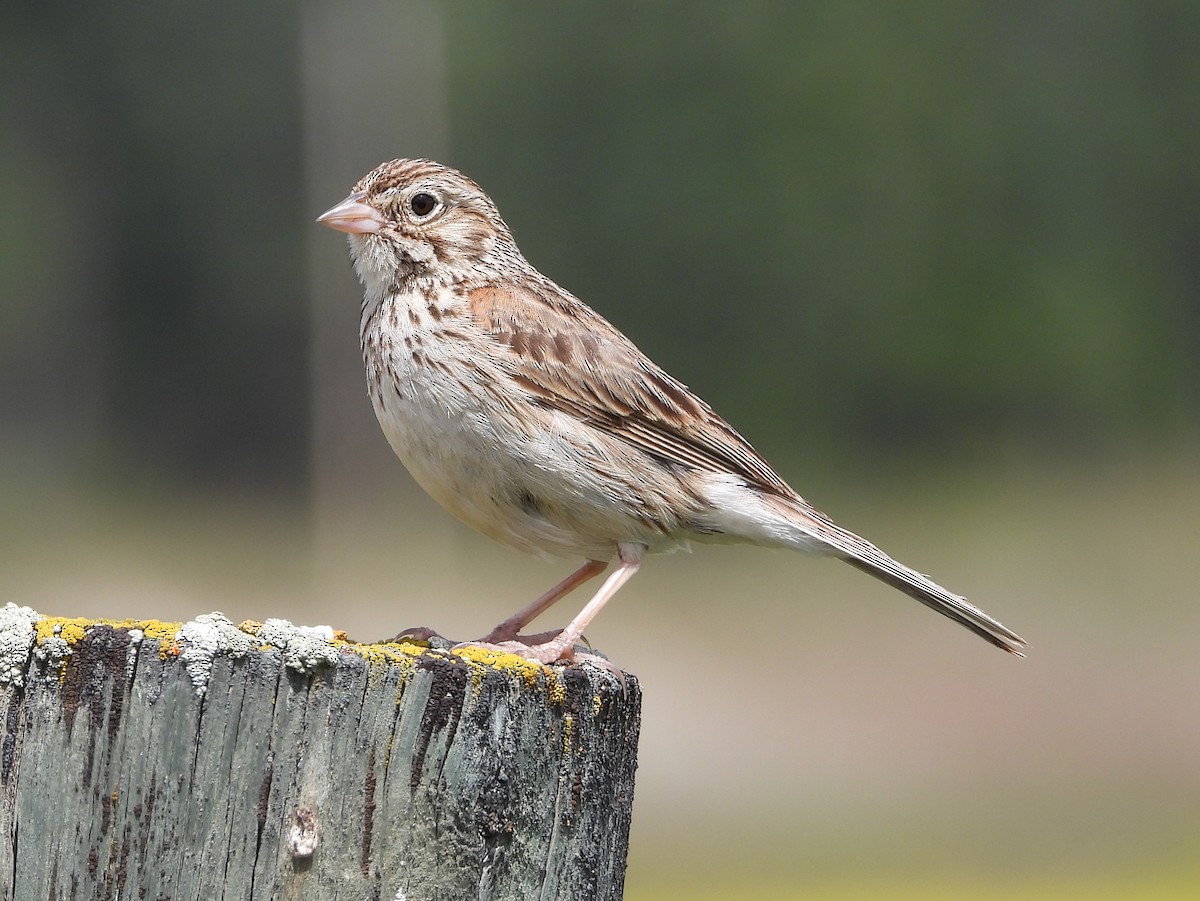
409,192,439,217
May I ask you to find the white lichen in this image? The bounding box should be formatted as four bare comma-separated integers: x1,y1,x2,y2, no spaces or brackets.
125,628,144,680
285,806,320,858
33,635,73,673
176,612,256,696
258,618,340,673
0,603,41,685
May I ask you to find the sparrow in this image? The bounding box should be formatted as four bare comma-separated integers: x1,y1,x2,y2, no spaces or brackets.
317,158,1025,663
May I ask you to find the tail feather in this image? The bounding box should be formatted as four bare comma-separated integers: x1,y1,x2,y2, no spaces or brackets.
774,498,1026,655
715,490,1025,654
841,553,1025,656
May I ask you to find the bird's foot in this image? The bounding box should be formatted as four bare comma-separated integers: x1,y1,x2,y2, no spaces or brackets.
491,636,575,665
477,624,565,645
452,634,571,664
389,626,456,649
452,631,594,665
453,636,625,689
388,626,577,662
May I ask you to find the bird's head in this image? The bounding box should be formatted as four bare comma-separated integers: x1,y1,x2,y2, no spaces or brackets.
317,158,515,289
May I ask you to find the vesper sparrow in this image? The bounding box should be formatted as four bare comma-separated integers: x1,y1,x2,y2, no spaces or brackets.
318,159,1024,663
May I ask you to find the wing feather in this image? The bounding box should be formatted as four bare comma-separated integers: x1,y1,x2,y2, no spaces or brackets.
467,282,795,498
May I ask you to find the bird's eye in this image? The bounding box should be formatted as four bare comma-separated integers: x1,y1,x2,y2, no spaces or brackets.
409,192,438,217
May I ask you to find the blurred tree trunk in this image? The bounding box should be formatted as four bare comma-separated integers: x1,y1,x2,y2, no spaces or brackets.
301,0,452,598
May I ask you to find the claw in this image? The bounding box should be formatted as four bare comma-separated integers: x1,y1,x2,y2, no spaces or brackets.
390,626,457,650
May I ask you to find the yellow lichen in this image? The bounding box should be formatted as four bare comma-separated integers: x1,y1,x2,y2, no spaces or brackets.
34,616,184,656
33,619,59,645
334,637,569,706
546,670,565,707
136,620,181,644
334,638,425,669
451,645,544,690
468,660,486,695
34,617,89,645
32,615,185,681
562,713,575,755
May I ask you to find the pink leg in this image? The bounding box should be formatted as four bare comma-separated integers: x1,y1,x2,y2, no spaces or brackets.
502,542,645,664
480,559,607,643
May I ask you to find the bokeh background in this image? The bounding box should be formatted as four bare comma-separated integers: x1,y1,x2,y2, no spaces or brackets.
3,2,1199,897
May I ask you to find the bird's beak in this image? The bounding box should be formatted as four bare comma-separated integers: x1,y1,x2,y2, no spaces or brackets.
316,192,387,235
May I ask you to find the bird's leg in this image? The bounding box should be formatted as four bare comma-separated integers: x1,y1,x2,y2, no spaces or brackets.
479,559,607,644
496,543,645,665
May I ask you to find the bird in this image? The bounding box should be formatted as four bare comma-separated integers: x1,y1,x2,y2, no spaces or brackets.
317,158,1025,664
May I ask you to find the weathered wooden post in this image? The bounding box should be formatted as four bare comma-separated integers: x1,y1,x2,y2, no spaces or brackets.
0,604,640,901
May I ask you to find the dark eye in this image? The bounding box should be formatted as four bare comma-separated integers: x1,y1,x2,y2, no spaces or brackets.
409,192,438,217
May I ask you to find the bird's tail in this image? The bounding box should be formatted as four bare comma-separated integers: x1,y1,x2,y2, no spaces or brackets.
776,498,1026,655
840,548,1025,655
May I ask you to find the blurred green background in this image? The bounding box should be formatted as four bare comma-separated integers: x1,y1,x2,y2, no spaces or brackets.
2,2,1199,898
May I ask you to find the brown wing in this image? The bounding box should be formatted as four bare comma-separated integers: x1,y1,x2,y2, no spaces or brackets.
467,282,796,499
